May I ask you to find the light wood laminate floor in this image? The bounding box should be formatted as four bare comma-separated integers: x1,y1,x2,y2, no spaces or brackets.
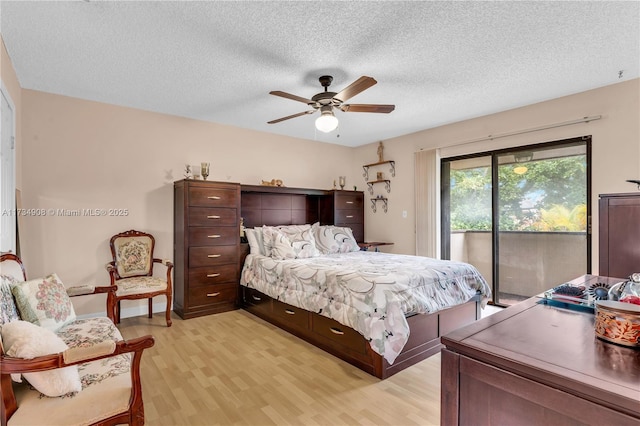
119,310,443,426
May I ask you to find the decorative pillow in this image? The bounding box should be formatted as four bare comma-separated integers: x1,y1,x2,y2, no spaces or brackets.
264,228,297,260
278,227,321,259
245,227,266,256
262,224,311,257
312,223,360,254
1,320,82,397
262,225,320,259
11,273,76,332
113,236,153,278
0,274,20,325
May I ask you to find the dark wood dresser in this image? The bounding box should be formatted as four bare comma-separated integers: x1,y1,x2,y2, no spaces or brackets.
174,180,241,319
599,192,640,278
319,190,364,242
441,285,640,425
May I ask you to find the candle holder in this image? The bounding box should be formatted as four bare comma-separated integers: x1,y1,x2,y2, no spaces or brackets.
191,164,200,180
201,162,210,181
339,176,346,190
191,165,201,180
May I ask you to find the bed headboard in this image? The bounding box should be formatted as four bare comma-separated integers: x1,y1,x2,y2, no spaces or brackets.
240,185,329,228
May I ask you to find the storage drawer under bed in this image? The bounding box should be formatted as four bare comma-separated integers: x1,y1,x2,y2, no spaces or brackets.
311,313,367,354
272,300,310,329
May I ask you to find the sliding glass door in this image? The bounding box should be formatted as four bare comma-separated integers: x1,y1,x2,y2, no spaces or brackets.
441,155,494,292
442,137,591,306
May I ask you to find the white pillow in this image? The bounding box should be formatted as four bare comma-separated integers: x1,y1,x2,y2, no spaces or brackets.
245,228,265,256
11,273,77,332
1,320,82,397
312,223,360,254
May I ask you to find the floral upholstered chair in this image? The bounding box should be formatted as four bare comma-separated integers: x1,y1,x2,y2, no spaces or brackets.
106,230,173,327
0,253,155,426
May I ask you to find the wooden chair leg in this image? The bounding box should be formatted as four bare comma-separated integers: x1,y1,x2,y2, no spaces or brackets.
148,298,152,319
116,301,121,324
165,292,172,327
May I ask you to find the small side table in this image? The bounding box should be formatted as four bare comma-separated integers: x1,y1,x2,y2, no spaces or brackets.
358,242,394,252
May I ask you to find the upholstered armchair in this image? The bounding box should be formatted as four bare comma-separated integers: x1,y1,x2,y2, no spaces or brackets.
0,253,155,426
106,230,173,327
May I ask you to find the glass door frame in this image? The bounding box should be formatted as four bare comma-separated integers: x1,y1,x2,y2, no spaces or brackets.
441,136,592,306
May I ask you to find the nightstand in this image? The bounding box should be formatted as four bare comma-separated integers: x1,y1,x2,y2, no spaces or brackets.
358,242,394,252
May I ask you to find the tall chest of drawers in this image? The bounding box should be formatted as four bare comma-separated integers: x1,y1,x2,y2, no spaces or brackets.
174,180,240,319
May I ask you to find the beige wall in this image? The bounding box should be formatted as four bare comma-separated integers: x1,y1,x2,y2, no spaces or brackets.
19,90,355,317
355,79,640,270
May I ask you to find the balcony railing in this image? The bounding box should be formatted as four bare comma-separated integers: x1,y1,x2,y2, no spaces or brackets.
451,230,588,304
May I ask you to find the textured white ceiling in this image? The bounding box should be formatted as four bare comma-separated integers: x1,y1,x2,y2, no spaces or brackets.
1,1,638,147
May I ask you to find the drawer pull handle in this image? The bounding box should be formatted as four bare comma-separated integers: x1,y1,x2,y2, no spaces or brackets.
285,309,295,315
346,215,354,218
207,292,221,297
206,273,221,278
207,215,221,219
251,295,262,301
329,327,344,335
207,196,221,200
207,254,221,258
208,235,221,238
346,201,354,204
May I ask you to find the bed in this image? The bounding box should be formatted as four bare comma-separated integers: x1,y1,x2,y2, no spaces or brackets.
241,245,490,362
237,185,491,379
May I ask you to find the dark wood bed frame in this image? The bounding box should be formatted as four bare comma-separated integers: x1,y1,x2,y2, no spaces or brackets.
238,184,482,379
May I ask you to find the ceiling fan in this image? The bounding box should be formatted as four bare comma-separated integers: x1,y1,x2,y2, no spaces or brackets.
268,75,395,133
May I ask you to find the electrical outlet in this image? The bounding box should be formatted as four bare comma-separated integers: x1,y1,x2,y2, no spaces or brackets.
402,210,407,218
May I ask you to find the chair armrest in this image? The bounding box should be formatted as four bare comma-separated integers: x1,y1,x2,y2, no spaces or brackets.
66,284,96,297
67,284,117,297
0,335,155,374
153,259,173,286
153,258,173,268
65,284,117,322
92,285,118,294
63,340,117,364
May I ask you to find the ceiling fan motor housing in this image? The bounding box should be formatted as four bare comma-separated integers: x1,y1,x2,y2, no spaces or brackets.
311,91,339,108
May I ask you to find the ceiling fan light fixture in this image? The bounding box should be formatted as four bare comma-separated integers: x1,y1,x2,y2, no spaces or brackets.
315,109,338,133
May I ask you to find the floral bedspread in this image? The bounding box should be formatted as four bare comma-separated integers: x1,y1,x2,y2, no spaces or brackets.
240,251,491,364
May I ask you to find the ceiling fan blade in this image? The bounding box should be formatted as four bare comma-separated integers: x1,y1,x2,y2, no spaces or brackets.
340,104,395,113
334,76,377,102
270,91,313,104
267,110,315,124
